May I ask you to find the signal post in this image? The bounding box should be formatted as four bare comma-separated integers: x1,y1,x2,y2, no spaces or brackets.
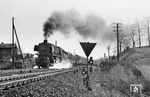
80,42,96,91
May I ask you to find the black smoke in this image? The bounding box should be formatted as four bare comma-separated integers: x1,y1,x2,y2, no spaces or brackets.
43,9,115,42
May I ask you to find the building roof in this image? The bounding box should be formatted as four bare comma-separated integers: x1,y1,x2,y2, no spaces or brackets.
0,43,17,49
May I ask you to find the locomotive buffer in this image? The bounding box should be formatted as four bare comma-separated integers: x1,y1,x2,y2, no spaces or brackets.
80,42,96,91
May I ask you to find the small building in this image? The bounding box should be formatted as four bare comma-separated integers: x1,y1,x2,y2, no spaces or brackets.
0,42,18,60
0,42,18,69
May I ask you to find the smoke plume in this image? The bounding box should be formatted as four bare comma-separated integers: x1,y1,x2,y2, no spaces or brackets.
49,60,72,69
43,9,115,42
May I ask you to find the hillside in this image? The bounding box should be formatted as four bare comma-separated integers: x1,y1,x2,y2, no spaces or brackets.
120,47,150,81
91,47,150,97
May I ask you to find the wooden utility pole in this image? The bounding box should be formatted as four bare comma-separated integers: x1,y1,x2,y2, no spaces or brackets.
12,17,25,68
12,17,15,69
117,23,120,61
113,23,122,62
13,25,25,68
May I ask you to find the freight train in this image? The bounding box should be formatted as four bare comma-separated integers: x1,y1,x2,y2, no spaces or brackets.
34,40,86,68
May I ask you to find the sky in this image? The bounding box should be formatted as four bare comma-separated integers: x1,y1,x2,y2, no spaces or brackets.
0,0,150,59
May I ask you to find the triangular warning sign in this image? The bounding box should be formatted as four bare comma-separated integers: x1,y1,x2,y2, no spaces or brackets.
80,42,96,57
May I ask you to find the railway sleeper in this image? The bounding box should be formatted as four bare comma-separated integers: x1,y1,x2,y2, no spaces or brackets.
2,83,14,90
21,81,27,85
0,69,74,90
22,75,27,78
34,78,38,82
10,84,15,88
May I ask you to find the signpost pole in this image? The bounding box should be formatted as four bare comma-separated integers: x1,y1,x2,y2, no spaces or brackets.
86,56,90,90
87,56,88,76
80,42,96,91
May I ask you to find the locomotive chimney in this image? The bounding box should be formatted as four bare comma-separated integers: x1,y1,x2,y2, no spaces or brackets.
44,39,47,43
44,34,49,43
55,40,57,46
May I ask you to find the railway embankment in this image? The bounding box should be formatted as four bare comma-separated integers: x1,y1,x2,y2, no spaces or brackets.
0,67,137,97
89,47,150,97
0,67,131,97
114,47,150,96
1,46,150,97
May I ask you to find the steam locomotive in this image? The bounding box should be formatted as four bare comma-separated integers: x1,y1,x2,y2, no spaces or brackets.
34,40,86,68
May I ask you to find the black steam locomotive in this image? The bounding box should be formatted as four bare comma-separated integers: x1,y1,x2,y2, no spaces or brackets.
34,40,86,68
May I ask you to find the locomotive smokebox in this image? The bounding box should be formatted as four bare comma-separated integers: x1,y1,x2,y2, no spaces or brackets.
44,40,48,43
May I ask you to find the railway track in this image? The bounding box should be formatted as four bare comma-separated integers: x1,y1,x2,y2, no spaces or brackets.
0,68,74,90
0,69,51,77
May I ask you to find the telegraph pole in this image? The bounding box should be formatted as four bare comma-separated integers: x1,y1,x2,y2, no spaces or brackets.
12,17,25,68
117,23,120,61
12,17,15,69
113,23,122,62
13,24,25,68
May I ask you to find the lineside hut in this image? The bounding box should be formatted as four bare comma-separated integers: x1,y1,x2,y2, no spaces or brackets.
0,42,23,69
0,42,17,69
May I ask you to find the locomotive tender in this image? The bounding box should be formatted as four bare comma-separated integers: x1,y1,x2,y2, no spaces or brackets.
34,40,86,68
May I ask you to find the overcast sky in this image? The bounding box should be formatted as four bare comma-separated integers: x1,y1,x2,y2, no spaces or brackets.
0,0,150,59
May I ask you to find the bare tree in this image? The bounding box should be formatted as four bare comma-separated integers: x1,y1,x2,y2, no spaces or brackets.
130,29,136,48
122,37,131,50
132,21,143,47
144,17,150,46
112,45,117,56
119,32,126,53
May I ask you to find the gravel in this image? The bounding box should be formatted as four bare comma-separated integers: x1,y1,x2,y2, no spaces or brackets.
0,69,93,97
0,67,133,97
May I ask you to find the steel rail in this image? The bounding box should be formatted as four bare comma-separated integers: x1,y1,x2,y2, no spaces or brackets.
0,69,74,90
